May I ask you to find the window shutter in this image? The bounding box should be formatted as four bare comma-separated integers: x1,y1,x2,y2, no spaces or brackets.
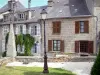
75,21,80,34
84,21,89,33
57,21,61,33
60,40,64,52
88,41,93,53
48,40,52,52
75,41,79,53
53,22,56,33
52,21,61,34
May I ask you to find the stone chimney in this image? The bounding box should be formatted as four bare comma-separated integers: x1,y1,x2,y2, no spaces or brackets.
8,0,16,11
28,0,32,19
48,0,54,7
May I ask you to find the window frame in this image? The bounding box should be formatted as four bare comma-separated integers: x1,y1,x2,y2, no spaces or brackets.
80,21,85,33
53,40,61,51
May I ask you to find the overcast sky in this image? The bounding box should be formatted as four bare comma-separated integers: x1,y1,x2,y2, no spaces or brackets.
0,0,48,8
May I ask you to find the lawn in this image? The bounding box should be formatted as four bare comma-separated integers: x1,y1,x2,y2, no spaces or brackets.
0,66,75,75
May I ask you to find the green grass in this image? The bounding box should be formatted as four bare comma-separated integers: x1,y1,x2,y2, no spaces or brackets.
0,66,75,75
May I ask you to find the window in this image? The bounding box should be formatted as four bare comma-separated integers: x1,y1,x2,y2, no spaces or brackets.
75,41,93,53
35,26,37,35
18,13,25,19
53,40,61,51
31,26,34,35
52,21,61,34
4,15,9,22
3,26,9,36
80,21,85,33
20,25,23,34
34,44,37,53
31,25,37,35
75,21,89,34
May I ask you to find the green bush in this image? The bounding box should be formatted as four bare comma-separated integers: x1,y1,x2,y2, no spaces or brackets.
91,49,100,75
2,51,6,57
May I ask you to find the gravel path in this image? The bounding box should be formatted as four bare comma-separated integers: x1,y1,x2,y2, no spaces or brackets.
6,62,94,75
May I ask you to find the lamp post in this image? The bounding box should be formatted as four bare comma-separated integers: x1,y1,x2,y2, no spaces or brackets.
41,9,49,73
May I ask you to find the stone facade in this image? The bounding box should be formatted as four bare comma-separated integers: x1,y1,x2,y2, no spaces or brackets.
0,0,100,57
41,17,96,54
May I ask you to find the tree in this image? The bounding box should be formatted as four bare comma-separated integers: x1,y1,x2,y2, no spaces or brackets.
91,48,100,75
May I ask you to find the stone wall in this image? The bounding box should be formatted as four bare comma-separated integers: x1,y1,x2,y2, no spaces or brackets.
41,17,96,54
0,57,15,66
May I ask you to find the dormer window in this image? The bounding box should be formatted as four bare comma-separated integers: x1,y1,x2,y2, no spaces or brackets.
18,13,25,20
4,14,9,22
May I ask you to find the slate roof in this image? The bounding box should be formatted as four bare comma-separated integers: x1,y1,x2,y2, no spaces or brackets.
0,0,93,22
0,1,25,13
29,0,92,20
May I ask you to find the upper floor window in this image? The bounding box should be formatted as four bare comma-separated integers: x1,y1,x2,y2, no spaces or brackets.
3,26,9,36
52,21,61,34
4,15,9,22
18,13,25,20
80,21,85,33
75,21,89,34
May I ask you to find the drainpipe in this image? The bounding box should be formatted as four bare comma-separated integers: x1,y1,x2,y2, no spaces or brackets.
93,15,98,55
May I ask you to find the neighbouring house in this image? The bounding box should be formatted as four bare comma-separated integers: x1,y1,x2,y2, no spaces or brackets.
0,0,100,57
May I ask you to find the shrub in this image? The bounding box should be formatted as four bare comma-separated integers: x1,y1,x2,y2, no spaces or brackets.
91,49,100,75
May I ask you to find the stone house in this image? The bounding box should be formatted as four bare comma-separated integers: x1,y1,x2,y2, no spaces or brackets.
0,0,100,57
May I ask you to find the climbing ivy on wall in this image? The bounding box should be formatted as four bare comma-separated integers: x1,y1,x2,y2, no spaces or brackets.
15,34,35,56
23,34,35,56
5,33,35,56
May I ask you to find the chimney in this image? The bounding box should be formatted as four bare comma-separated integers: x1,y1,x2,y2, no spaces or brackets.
48,0,54,7
28,0,31,10
28,0,32,19
8,0,16,11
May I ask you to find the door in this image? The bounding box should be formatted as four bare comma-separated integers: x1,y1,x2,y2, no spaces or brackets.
80,41,88,53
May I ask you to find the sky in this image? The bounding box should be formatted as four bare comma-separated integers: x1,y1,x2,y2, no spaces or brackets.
0,0,48,8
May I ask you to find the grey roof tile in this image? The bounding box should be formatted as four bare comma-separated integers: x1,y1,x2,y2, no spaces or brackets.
69,0,91,16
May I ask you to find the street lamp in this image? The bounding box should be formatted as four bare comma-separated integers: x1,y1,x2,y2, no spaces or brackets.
40,9,49,73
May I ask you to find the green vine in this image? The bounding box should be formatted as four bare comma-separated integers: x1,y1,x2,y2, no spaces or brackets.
15,34,35,56
6,33,35,56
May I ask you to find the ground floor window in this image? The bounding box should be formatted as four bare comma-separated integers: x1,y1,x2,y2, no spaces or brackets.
75,41,93,53
53,40,61,51
48,40,64,52
80,41,88,53
34,43,37,53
